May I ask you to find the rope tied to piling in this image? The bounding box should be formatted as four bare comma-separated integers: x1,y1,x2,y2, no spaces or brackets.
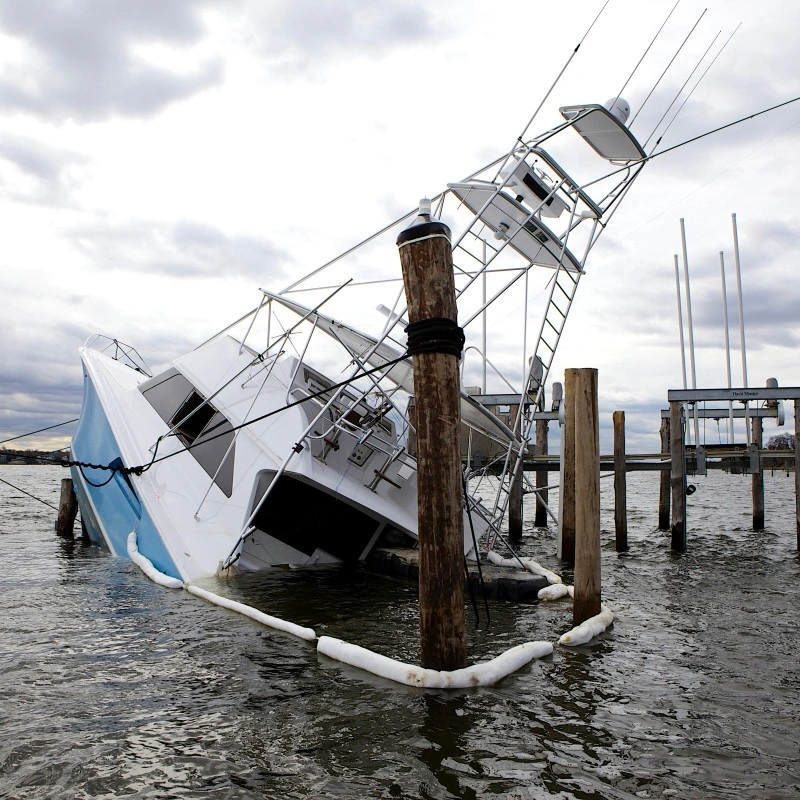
405,317,465,359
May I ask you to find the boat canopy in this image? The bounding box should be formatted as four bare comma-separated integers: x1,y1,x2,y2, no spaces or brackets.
559,104,647,162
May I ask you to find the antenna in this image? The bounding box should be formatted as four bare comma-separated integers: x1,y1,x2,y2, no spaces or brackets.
652,24,741,151
630,8,707,128
643,29,721,150
614,0,681,104
516,0,610,142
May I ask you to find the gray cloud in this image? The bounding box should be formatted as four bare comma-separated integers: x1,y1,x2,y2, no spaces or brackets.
0,319,87,445
246,0,441,75
69,218,289,279
0,309,208,448
0,0,230,121
676,217,800,349
0,133,88,206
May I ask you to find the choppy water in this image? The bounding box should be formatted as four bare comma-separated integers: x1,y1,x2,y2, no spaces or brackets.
1,465,798,799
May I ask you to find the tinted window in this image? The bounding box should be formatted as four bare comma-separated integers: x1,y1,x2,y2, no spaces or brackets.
140,368,235,497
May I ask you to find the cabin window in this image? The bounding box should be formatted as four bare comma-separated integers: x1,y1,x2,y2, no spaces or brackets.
140,368,235,497
172,392,215,446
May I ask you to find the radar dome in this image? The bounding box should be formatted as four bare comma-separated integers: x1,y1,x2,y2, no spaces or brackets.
604,96,631,125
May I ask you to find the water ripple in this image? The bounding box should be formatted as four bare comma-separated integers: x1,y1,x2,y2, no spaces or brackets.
1,466,799,798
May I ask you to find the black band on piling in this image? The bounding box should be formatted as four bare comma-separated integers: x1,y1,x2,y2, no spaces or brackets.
396,219,451,246
405,317,465,359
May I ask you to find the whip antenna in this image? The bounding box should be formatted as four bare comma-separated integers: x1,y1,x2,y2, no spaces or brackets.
651,23,741,151
614,0,681,104
517,0,610,142
630,7,707,127
643,28,721,150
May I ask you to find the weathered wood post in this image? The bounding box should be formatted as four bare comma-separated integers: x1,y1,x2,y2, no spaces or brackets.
508,407,523,542
534,418,549,527
397,200,465,671
560,369,577,562
751,415,765,530
613,410,628,552
670,401,687,551
56,477,79,538
573,368,601,625
658,416,671,530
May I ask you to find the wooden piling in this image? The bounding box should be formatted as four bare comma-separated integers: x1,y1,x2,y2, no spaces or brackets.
560,369,577,563
751,415,765,530
508,462,523,542
613,410,628,552
397,204,465,672
508,403,523,542
56,478,78,538
573,368,601,625
658,416,670,530
670,401,687,551
534,418,549,527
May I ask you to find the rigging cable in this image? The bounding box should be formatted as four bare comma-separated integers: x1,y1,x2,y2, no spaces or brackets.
463,477,491,626
582,94,800,193
0,418,78,447
0,476,59,511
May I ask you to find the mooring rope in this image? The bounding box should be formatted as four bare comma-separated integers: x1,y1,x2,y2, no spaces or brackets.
0,476,59,511
405,318,465,359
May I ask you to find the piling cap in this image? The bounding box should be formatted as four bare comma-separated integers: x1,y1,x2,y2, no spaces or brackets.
396,198,451,246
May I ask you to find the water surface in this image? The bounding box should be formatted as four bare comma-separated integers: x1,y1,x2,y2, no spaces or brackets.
1,465,798,798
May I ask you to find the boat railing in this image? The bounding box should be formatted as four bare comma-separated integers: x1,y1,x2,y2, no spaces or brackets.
289,386,407,471
84,334,152,376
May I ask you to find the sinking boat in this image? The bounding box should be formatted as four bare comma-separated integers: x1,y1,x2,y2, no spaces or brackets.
71,97,648,583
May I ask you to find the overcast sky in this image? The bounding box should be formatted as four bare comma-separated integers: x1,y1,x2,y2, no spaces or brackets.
1,0,798,456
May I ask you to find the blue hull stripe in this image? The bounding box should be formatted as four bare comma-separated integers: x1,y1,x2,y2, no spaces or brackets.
72,368,182,580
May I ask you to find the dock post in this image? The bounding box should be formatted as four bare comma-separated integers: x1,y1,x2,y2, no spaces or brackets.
751,416,765,530
534,418,549,527
508,401,523,542
573,368,601,625
795,400,800,550
397,201,465,671
658,416,670,530
670,401,687,551
56,478,78,538
560,369,577,562
508,461,524,542
613,410,628,552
